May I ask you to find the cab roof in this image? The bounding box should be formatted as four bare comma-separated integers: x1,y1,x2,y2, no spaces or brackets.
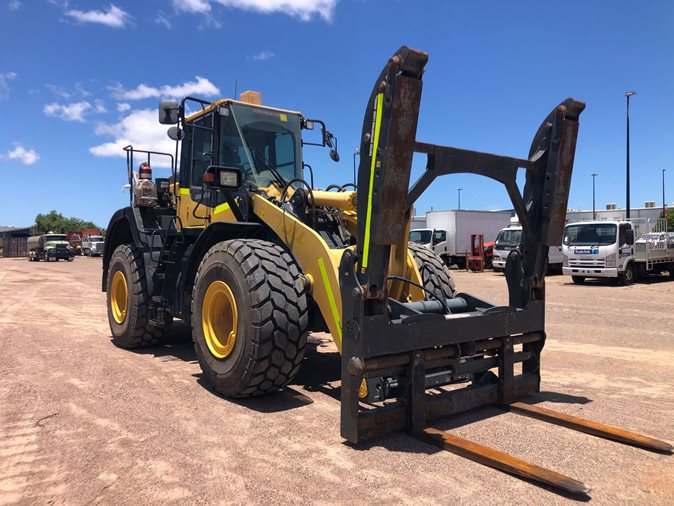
185,98,303,124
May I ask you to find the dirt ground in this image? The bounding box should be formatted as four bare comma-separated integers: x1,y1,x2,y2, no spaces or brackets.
0,256,672,505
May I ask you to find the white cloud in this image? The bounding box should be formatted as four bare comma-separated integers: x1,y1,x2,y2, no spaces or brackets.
214,0,337,21
43,101,92,122
3,144,40,165
172,0,211,13
0,71,17,101
116,102,131,112
252,50,274,61
155,11,172,28
90,109,177,168
8,1,21,11
110,76,220,101
46,84,72,98
93,99,107,113
65,4,131,28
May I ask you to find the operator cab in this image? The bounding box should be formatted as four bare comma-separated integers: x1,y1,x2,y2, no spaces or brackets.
155,92,339,228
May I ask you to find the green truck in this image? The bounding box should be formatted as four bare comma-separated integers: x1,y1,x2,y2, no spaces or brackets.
27,233,75,262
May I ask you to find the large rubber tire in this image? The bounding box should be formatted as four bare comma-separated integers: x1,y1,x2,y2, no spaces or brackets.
572,276,585,285
191,239,309,398
409,242,456,299
107,244,170,348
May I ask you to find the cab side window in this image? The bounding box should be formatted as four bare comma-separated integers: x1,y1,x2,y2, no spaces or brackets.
433,230,446,244
191,113,214,188
618,223,630,245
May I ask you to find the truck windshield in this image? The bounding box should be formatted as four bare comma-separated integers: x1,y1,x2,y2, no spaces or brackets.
224,103,302,187
89,236,104,242
45,235,68,242
409,230,432,244
563,224,617,246
495,229,521,247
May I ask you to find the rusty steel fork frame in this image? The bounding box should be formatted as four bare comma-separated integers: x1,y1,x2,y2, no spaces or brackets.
338,45,671,496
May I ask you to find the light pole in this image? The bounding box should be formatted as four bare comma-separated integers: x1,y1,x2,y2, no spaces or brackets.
625,91,636,220
457,187,463,210
592,173,598,220
353,148,360,186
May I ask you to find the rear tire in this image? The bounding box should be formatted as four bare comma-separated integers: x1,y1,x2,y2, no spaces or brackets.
106,244,170,348
191,239,309,397
572,276,585,285
409,242,456,299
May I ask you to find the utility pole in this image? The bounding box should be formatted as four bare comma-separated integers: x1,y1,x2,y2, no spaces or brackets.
625,91,636,219
592,173,598,220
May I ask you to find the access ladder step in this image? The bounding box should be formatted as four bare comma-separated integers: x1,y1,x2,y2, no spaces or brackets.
509,402,673,453
414,427,591,495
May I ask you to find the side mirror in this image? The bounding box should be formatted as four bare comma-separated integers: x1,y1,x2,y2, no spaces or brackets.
204,166,244,189
167,126,184,141
325,132,340,162
159,100,179,125
625,229,635,245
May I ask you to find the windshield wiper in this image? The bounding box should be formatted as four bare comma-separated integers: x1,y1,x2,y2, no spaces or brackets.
255,156,287,188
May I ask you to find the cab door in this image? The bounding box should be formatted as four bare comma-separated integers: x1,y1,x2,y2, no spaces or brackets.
177,112,215,228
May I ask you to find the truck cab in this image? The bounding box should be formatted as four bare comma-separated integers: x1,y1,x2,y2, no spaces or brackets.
82,235,105,256
493,225,563,272
408,228,447,255
562,221,635,284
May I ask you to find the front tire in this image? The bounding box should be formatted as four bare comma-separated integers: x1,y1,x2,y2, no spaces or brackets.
191,239,309,398
409,242,456,299
572,276,585,285
106,244,170,348
618,263,635,285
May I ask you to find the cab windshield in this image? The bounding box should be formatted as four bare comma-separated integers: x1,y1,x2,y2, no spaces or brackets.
563,224,617,246
46,235,68,242
409,230,432,244
222,103,302,187
495,229,521,248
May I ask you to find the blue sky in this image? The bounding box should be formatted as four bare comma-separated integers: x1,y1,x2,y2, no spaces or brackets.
1,0,672,228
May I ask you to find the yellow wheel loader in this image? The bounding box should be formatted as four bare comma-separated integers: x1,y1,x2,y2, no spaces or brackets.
103,46,670,495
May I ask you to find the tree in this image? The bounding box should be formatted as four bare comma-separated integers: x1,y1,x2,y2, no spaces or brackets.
32,210,101,235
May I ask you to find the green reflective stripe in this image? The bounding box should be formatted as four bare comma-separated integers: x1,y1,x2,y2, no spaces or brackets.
317,257,342,340
362,92,384,270
179,187,190,195
213,202,230,215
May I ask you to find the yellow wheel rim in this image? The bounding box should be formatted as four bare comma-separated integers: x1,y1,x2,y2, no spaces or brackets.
202,280,238,359
110,270,128,324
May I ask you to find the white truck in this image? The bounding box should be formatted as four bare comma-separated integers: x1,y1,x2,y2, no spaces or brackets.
492,224,564,272
409,210,511,268
81,234,105,257
562,220,674,284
